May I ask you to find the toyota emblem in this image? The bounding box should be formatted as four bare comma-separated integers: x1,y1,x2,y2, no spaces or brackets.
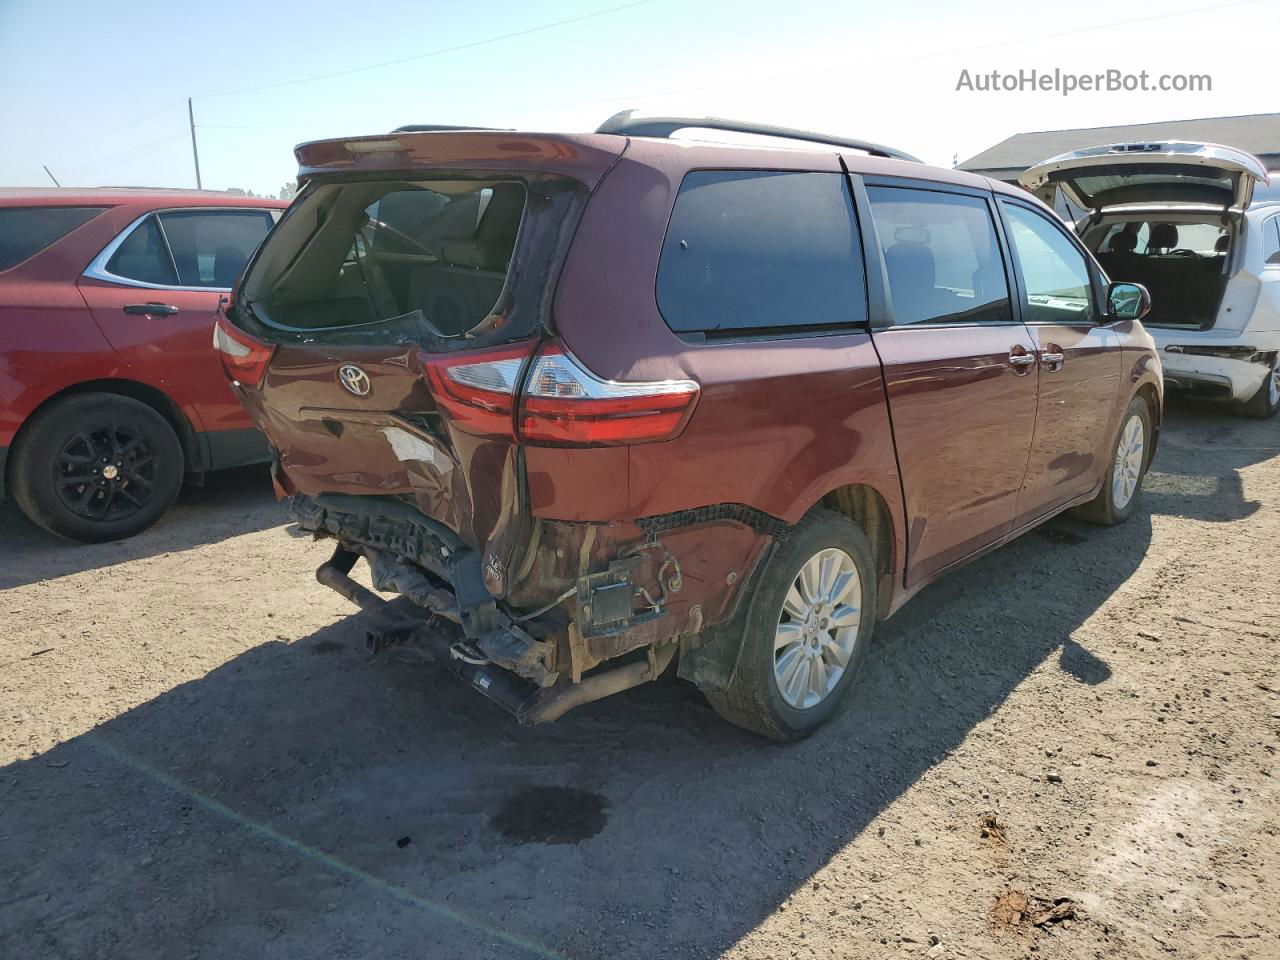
338,364,371,396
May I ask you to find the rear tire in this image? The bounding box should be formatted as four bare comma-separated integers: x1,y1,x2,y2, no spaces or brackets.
706,509,877,741
1074,394,1151,526
11,393,184,543
1236,356,1280,419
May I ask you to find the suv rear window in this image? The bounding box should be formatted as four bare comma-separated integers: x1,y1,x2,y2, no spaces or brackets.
246,180,525,338
0,206,107,271
656,171,866,336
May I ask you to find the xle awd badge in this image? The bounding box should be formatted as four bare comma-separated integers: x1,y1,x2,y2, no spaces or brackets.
338,364,371,396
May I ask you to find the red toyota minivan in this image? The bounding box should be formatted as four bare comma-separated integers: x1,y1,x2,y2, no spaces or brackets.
219,115,1162,739
0,189,287,542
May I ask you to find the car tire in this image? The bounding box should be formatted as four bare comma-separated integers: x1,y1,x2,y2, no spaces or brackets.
11,393,185,543
706,508,877,741
1073,394,1152,526
1235,355,1280,420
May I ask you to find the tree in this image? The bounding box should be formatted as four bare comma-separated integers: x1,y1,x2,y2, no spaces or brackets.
278,180,298,201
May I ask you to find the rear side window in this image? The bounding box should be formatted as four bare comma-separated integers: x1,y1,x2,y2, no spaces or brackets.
106,216,178,286
106,210,274,288
866,186,1012,326
158,210,275,287
0,206,106,271
656,171,866,335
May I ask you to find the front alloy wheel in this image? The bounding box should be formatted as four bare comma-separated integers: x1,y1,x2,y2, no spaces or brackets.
1074,393,1152,526
1110,413,1146,512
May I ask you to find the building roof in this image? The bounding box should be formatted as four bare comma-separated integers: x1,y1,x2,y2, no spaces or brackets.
958,113,1280,176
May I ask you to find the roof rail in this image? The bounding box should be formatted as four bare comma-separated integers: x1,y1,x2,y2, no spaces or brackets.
595,110,921,163
390,124,511,133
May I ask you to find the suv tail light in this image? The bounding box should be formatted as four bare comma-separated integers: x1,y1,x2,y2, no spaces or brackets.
421,341,699,446
519,343,698,446
421,343,534,438
213,316,275,388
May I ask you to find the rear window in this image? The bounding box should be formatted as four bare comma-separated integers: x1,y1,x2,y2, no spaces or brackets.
656,171,866,336
247,180,525,338
0,206,106,271
1065,167,1237,207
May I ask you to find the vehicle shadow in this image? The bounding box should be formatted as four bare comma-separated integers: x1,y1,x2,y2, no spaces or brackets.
0,505,1152,960
1141,394,1280,523
0,464,284,589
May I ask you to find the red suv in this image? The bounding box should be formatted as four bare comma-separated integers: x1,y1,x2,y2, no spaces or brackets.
0,188,287,542
220,115,1161,739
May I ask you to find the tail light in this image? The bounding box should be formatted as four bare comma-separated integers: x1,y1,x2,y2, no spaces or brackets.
520,343,698,446
421,341,699,446
421,343,534,438
213,315,275,388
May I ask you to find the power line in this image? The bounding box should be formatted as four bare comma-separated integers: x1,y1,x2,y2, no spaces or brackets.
46,100,184,156
511,0,1264,116
73,132,187,181
193,0,660,100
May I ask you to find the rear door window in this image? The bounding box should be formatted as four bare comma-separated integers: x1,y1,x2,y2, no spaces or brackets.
1000,201,1097,325
0,206,107,271
103,209,275,288
157,210,275,288
656,170,866,335
865,186,1013,326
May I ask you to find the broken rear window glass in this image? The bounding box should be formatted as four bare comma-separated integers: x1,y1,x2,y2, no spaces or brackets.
250,180,525,339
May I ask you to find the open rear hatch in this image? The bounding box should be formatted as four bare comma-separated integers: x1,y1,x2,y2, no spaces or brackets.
1021,141,1269,331
1019,140,1269,215
217,130,625,588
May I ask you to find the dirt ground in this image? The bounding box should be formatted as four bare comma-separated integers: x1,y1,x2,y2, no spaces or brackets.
2,397,1278,960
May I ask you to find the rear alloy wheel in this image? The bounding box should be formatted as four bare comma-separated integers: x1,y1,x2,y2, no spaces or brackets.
1237,355,1280,419
1074,394,1151,526
707,509,876,740
12,394,184,543
772,548,862,710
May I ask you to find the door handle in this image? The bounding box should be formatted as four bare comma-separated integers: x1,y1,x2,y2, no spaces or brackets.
124,303,179,316
1040,351,1065,371
1008,350,1036,373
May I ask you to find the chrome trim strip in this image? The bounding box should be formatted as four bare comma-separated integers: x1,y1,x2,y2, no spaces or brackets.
81,206,276,293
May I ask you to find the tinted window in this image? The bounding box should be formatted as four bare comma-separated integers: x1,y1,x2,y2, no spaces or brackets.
0,206,106,271
157,210,274,287
106,216,178,286
1001,202,1096,325
1264,216,1280,263
656,171,866,334
866,186,1012,326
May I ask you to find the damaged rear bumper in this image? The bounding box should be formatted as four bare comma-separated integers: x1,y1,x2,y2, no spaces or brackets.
293,492,773,722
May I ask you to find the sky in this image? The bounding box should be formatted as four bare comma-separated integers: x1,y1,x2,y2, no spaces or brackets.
0,0,1275,194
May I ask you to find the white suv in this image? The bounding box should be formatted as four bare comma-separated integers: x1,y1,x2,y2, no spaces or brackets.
1022,142,1280,418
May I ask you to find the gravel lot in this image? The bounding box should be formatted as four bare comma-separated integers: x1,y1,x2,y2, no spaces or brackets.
2,398,1278,960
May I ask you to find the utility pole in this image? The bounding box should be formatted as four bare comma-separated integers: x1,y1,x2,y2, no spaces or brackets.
42,165,61,187
187,97,203,190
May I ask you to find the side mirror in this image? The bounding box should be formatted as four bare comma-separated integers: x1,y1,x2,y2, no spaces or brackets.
1107,281,1151,322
